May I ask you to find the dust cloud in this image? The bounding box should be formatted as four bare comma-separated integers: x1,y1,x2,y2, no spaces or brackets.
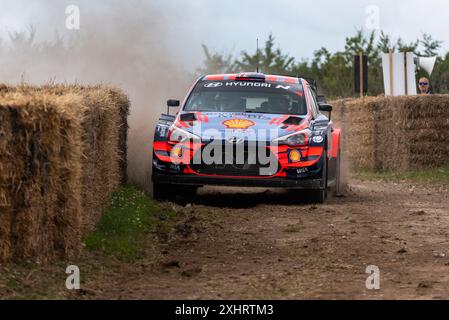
0,0,196,190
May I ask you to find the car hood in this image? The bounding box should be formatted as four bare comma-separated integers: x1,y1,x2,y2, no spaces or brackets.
176,112,309,142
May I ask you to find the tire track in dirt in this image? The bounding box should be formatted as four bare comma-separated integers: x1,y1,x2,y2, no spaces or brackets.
94,180,449,300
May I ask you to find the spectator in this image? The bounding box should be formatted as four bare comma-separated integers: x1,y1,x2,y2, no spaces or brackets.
418,77,433,94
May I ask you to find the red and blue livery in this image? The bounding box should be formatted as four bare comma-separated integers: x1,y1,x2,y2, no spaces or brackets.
152,73,342,203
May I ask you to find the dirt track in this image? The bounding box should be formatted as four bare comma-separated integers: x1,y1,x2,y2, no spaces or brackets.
90,178,449,300
4,178,447,299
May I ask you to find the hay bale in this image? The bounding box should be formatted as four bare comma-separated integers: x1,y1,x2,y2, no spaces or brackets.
331,94,449,171
0,93,83,262
332,97,381,169
0,85,129,263
79,89,122,234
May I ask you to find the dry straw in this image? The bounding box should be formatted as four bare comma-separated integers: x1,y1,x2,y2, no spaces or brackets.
331,95,449,171
0,84,129,263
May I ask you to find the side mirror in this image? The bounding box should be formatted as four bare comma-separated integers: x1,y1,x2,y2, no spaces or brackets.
319,103,332,120
166,99,180,115
319,104,332,112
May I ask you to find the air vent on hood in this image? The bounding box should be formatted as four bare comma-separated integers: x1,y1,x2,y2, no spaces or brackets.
180,113,197,122
282,116,303,126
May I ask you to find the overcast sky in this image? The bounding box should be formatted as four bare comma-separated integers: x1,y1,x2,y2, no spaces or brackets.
1,0,449,68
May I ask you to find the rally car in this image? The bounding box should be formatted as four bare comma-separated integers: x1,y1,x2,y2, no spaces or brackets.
152,72,342,203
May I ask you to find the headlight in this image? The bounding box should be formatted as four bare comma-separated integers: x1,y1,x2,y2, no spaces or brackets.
273,131,309,147
168,126,201,143
286,133,307,146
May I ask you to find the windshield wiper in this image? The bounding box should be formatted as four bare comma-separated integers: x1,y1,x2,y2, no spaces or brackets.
245,110,306,116
245,110,270,114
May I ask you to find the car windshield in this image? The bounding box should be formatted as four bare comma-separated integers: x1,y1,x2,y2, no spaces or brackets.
184,80,307,115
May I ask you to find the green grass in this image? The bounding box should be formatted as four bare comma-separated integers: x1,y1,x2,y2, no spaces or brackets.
353,166,449,185
84,185,171,260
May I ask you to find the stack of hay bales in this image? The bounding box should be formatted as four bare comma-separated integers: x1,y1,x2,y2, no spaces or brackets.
331,95,449,171
0,84,129,263
332,97,379,169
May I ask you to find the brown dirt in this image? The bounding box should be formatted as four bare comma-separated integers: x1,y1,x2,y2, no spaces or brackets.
88,179,449,300
2,178,449,300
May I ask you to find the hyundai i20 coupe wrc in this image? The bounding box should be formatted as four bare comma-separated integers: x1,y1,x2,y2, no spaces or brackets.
152,72,342,203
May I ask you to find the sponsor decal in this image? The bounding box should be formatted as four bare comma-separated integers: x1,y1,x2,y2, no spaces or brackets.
203,81,296,91
204,82,223,88
157,125,168,138
169,164,182,172
289,149,301,162
227,136,244,144
222,119,256,130
275,85,292,90
225,82,272,88
217,112,268,120
296,167,309,174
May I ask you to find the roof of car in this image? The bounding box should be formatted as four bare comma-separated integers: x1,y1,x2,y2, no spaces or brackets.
202,73,303,85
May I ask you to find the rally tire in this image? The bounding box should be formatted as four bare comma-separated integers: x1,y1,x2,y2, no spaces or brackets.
179,185,198,200
312,188,327,204
310,147,328,204
153,183,198,203
152,182,174,201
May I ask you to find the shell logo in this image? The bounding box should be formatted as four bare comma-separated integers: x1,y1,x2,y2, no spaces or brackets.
222,119,255,129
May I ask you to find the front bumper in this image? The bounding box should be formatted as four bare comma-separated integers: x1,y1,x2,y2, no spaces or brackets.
152,171,324,189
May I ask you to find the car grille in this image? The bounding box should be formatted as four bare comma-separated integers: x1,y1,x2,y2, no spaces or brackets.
190,141,280,177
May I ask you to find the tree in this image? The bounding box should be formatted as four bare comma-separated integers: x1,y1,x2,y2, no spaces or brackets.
235,34,295,74
420,33,442,57
430,53,449,93
344,29,379,63
8,25,37,52
196,44,235,75
378,31,394,53
396,37,420,55
198,30,447,97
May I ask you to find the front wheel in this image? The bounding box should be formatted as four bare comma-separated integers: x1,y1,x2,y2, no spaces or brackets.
153,182,198,203
311,187,327,204
152,182,173,201
310,148,328,204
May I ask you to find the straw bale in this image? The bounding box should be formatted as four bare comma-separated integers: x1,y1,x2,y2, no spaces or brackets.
0,85,129,263
331,94,449,171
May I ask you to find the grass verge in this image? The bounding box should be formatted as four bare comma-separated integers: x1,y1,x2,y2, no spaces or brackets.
0,186,182,299
352,166,449,185
84,185,174,261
